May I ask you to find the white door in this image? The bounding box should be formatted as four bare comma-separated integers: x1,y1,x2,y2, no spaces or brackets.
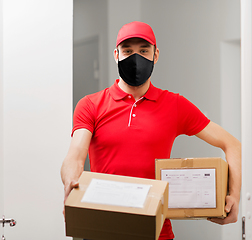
241,0,252,239
0,0,73,239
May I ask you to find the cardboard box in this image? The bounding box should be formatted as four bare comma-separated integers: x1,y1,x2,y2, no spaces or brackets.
65,171,169,240
155,157,228,219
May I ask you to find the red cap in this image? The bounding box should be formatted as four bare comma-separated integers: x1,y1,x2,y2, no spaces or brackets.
116,21,156,47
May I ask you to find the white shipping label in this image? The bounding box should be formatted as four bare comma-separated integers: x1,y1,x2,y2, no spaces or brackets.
81,178,151,208
161,169,216,208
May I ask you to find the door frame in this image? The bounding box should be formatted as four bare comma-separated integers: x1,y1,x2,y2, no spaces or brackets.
241,0,252,238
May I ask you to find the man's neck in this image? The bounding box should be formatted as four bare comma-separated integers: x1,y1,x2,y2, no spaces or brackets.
118,78,150,101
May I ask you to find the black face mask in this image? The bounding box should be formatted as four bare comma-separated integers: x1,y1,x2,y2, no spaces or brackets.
118,53,154,86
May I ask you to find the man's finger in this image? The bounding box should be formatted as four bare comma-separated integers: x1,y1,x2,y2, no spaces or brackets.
224,195,235,213
70,181,79,188
63,181,80,219
64,181,80,203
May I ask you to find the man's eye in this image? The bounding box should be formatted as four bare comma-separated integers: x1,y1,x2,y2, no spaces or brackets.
140,49,148,53
124,50,132,54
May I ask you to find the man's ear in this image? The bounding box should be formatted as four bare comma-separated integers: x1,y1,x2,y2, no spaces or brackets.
154,48,160,64
114,48,119,64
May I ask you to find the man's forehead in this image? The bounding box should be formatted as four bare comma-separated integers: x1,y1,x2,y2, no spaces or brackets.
119,38,152,48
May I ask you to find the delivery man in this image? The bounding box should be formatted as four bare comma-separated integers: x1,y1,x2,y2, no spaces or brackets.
61,21,241,239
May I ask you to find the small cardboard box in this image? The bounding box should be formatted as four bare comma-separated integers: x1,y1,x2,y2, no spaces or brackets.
155,157,228,219
65,171,169,240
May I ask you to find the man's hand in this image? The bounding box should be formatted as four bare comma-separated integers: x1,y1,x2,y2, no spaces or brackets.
207,195,239,225
64,180,79,203
63,181,79,218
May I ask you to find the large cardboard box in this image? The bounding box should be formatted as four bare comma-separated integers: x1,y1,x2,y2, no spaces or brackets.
65,171,169,240
155,157,228,219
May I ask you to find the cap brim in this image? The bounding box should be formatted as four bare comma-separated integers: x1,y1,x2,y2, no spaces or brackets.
116,34,156,47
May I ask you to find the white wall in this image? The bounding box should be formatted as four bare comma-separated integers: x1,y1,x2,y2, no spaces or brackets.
220,41,241,140
220,0,241,40
108,0,141,86
74,0,109,91
218,1,242,239
220,40,241,240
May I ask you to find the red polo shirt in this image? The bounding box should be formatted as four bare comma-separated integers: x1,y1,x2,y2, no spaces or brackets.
72,79,210,239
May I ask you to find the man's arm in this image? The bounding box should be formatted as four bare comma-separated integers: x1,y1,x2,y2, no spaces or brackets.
61,128,92,203
196,121,241,224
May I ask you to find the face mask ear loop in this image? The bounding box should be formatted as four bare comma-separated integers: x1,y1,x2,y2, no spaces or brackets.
153,49,156,62
117,48,120,62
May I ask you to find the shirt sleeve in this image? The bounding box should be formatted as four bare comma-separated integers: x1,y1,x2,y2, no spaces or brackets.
177,95,210,136
71,96,96,136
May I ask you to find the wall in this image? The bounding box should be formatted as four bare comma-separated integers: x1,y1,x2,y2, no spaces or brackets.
219,1,241,239
220,40,241,240
74,0,109,92
108,0,141,85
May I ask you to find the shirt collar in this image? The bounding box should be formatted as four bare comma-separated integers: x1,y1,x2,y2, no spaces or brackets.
109,79,128,100
143,82,161,101
109,79,161,101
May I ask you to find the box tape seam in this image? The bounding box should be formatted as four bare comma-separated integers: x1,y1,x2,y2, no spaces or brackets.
181,158,194,168
184,209,194,218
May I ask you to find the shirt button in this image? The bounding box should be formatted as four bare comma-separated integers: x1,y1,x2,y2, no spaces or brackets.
128,95,132,99
132,114,136,117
